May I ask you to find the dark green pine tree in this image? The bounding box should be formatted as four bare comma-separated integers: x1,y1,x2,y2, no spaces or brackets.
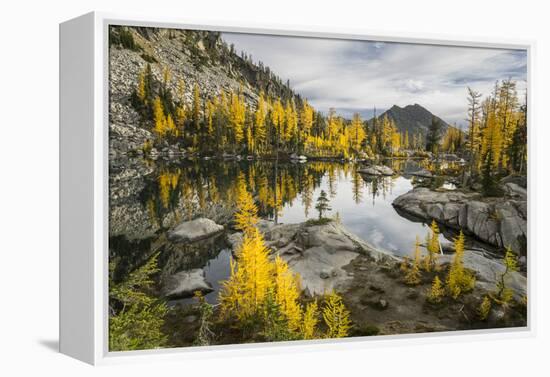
426,116,442,154
315,190,331,219
481,148,498,197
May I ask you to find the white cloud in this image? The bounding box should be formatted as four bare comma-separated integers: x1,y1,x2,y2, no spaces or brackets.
222,33,527,126
403,79,425,92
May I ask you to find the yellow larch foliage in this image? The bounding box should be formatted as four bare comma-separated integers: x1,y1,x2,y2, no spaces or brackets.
166,114,176,136
381,115,393,149
284,100,298,142
271,99,285,140
254,92,267,148
176,100,186,132
446,231,475,299
192,83,201,131
300,100,314,141
153,96,166,137
274,256,303,331
391,129,401,154
233,173,259,235
478,296,491,320
400,255,411,274
481,110,503,169
219,227,273,321
427,276,445,304
349,113,366,151
246,126,255,154
322,292,351,338
158,170,180,209
218,184,352,340
424,220,440,272
405,236,422,285
229,91,246,144
301,301,319,340
137,70,146,102
206,100,214,138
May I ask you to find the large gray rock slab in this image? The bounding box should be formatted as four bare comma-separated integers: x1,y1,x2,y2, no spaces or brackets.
167,218,224,243
162,268,213,299
283,245,358,296
263,221,396,296
503,182,527,200
393,187,527,254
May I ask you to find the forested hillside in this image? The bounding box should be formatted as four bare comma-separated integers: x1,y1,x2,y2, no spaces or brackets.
110,25,527,181
110,26,443,159
109,25,299,156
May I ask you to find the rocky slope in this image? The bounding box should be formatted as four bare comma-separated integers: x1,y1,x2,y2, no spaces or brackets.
109,26,299,156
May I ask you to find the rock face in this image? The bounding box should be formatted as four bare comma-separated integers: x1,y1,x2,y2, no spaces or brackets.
168,218,224,243
393,187,527,255
162,268,213,299
502,182,527,200
262,221,394,296
358,165,394,176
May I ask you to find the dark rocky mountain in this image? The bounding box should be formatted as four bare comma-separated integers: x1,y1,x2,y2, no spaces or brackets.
370,104,449,135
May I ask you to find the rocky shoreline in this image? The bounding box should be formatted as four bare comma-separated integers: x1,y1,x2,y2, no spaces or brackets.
162,214,526,336
392,186,527,256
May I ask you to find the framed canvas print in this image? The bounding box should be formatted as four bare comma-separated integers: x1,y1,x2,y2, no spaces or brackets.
60,12,533,365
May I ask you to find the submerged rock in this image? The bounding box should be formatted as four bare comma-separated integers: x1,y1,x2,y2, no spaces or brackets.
162,268,213,299
358,165,394,176
167,218,224,243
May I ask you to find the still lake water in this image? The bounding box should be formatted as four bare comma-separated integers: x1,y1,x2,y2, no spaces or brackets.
110,159,457,305
278,174,433,255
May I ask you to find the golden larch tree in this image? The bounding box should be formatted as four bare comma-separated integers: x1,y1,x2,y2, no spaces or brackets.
219,226,273,322
229,91,246,145
446,231,475,299
424,220,440,272
152,96,166,138
427,276,445,304
254,92,267,150
301,301,319,340
405,236,422,285
273,256,303,332
322,292,351,338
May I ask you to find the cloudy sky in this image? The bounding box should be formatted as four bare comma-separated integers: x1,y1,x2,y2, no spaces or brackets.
222,32,527,127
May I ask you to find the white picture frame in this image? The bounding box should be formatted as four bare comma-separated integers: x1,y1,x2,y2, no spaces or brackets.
59,11,535,365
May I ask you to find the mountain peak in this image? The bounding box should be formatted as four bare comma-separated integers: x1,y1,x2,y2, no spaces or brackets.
371,104,448,135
